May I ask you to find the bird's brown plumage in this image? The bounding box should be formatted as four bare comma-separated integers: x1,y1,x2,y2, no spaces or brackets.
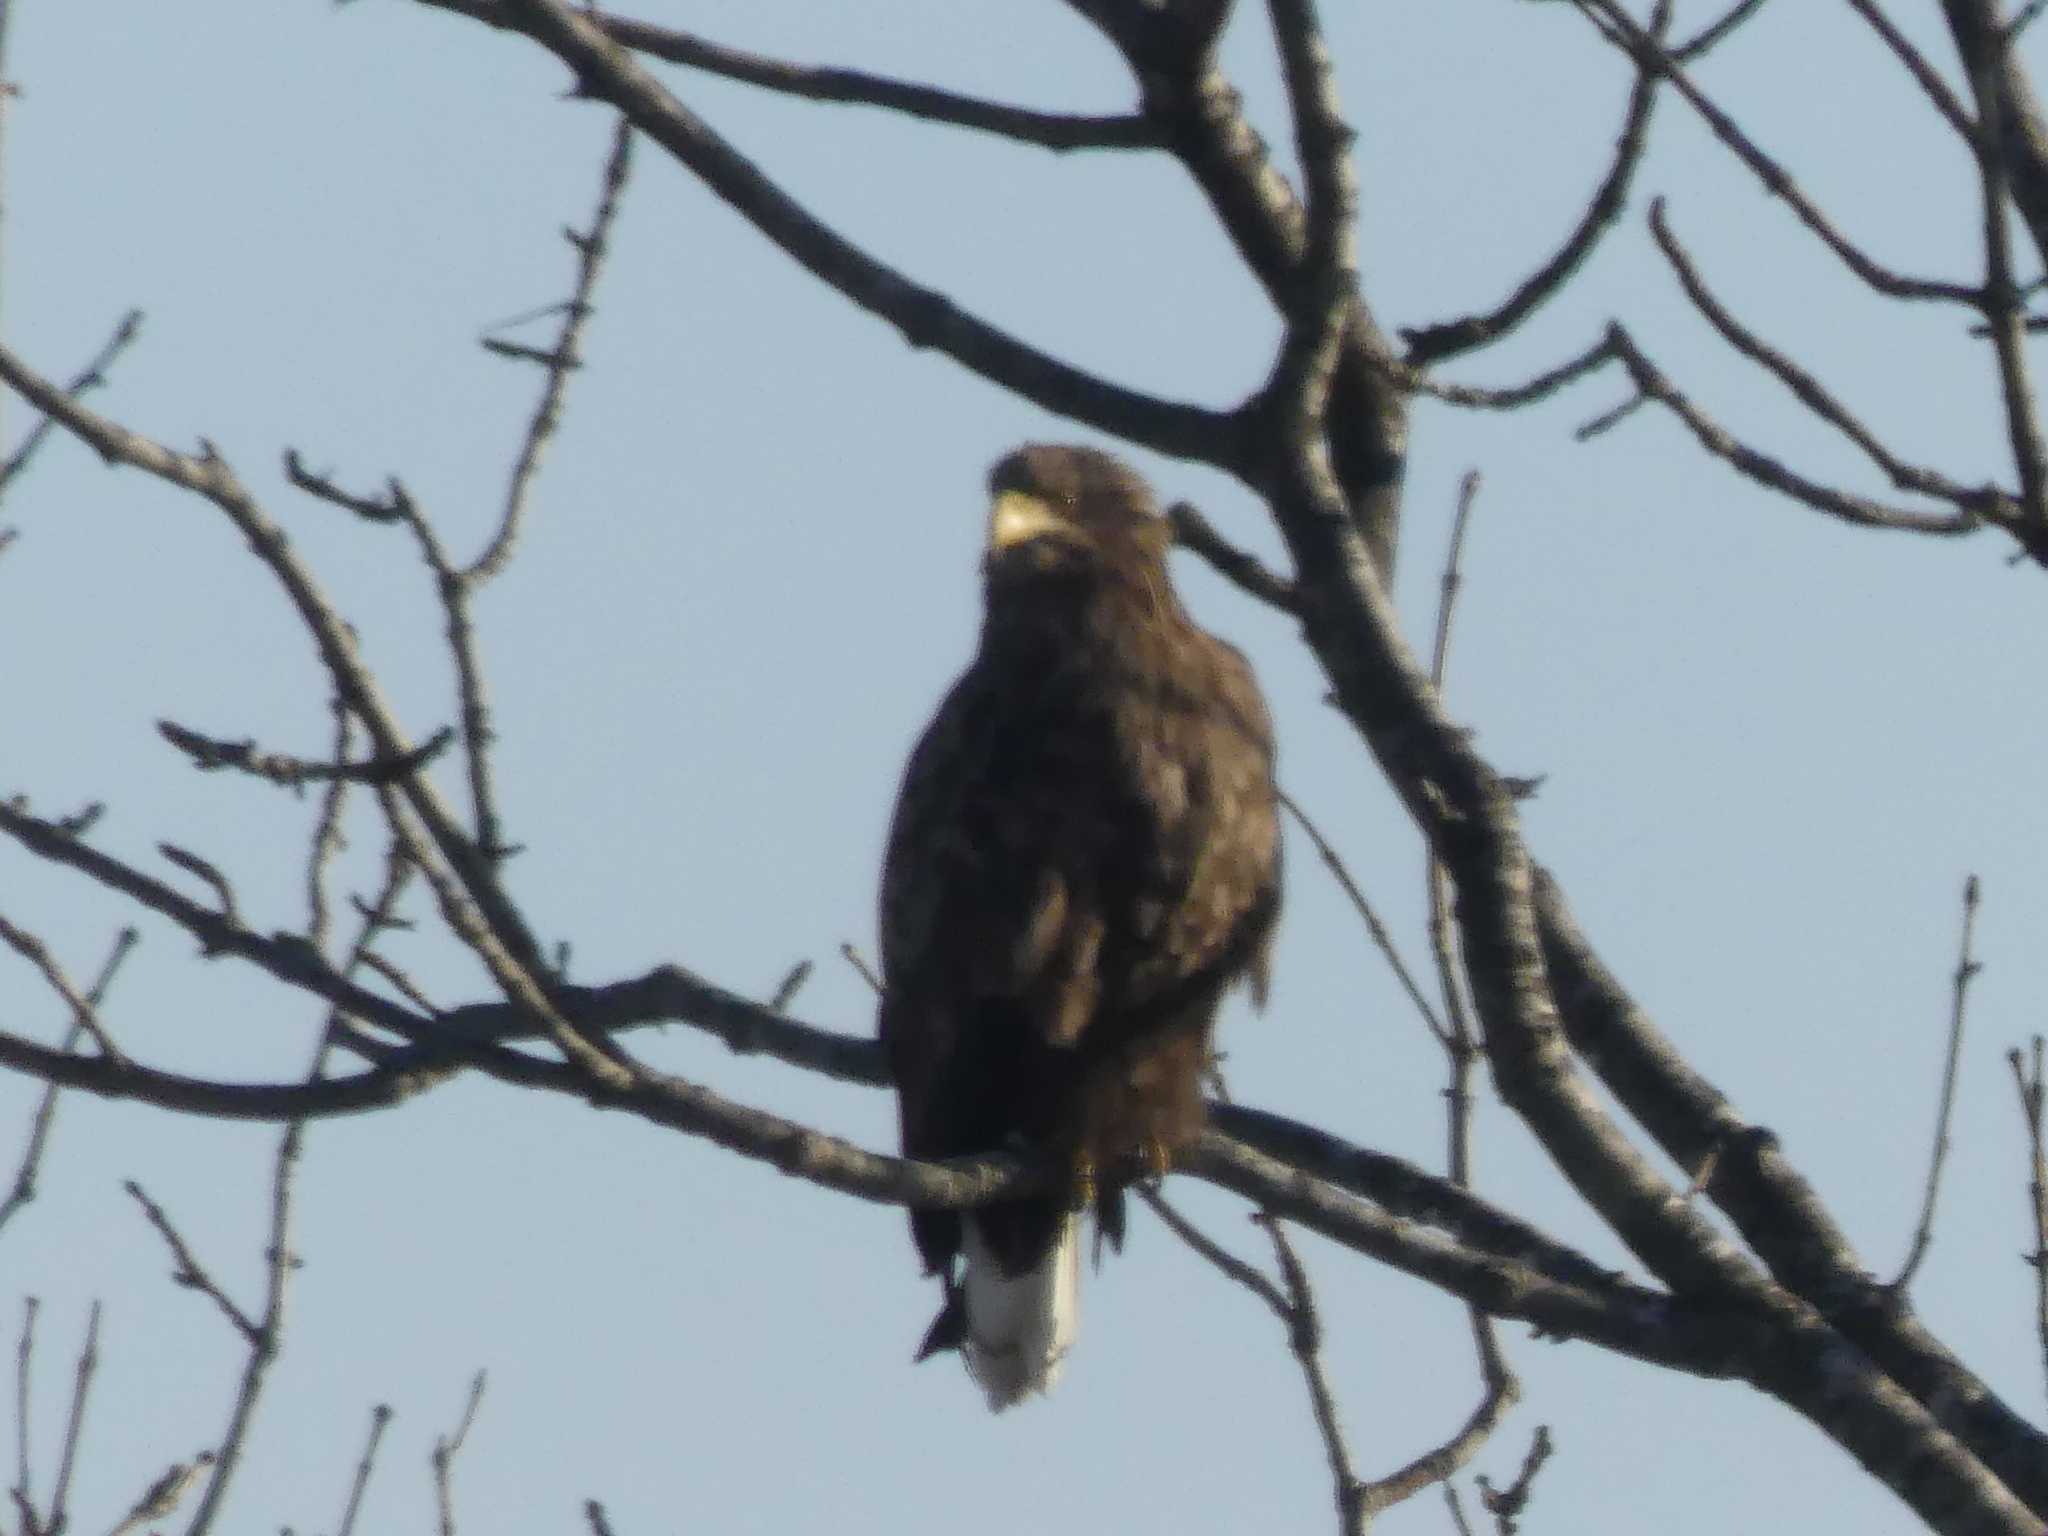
878,444,1281,1384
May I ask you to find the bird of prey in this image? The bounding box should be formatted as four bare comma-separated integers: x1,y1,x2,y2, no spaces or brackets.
878,443,1281,1409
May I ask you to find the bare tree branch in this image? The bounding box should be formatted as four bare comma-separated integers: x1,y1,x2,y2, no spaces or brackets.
1277,788,1449,1044
1475,1425,1556,1535
157,718,455,792
1534,870,2048,1516
1673,0,1772,62
0,340,548,972
1896,875,1984,1291
0,925,135,1237
1403,1,1666,366
0,308,141,498
1591,322,1983,537
1167,499,1299,614
1965,25,2048,526
48,1300,96,1536
1845,0,1975,144
442,0,1244,468
334,1403,392,1536
2008,1036,2048,1408
470,114,633,582
1646,198,2018,529
414,0,1162,152
1140,1186,1291,1317
1577,0,1982,304
123,1182,262,1346
432,1371,485,1536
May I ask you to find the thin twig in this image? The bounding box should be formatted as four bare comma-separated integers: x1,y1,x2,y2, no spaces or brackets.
1672,0,1771,61
2007,1036,2048,1407
584,1500,618,1536
1591,323,1981,536
1575,0,1982,304
1408,471,1522,1523
1255,1210,1367,1534
1139,1186,1290,1317
306,698,356,942
157,843,241,931
123,1181,262,1345
282,451,409,523
1399,332,1623,411
1645,199,2015,525
432,1370,487,1536
1843,0,1975,144
1895,876,1983,1291
0,309,142,497
359,948,441,1016
1276,789,1448,1044
389,489,517,868
766,959,812,1015
335,1403,393,1536
184,843,421,1536
0,345,550,971
470,114,634,583
0,914,128,1063
1168,500,1299,613
159,718,454,791
1429,472,1481,688
12,1296,33,1523
1475,1425,1556,1534
47,1300,97,1536
415,0,1160,152
838,942,884,997
0,926,136,1236
1403,2,1666,366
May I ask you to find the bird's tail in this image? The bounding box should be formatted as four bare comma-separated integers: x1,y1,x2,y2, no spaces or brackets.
959,1210,1081,1411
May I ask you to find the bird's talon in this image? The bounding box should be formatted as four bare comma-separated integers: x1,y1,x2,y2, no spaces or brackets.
1072,1151,1097,1210
1143,1137,1173,1180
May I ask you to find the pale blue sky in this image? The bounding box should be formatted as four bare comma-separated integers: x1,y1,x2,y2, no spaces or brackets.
3,3,2044,1532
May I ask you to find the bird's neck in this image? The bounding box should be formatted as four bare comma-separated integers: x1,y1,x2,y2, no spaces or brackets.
979,565,1182,659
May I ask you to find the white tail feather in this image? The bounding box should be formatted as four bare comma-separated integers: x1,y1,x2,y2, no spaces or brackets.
960,1212,1081,1411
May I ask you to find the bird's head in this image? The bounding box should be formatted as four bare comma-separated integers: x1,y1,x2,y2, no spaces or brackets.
982,444,1170,587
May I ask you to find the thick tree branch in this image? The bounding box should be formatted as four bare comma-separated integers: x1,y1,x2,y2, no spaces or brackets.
1534,870,2048,1518
1074,1,1406,570
453,0,1244,469
1945,0,2048,274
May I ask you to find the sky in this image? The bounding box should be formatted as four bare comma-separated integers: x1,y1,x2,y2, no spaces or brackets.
3,2,2047,1533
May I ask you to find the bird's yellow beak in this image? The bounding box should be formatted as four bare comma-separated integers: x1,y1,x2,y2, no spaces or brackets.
987,490,1067,550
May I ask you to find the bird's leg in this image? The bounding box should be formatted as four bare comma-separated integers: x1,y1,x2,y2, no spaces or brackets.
1071,1147,1098,1210
1141,1135,1175,1181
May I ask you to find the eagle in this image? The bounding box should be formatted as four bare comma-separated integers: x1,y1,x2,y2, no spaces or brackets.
878,444,1282,1410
